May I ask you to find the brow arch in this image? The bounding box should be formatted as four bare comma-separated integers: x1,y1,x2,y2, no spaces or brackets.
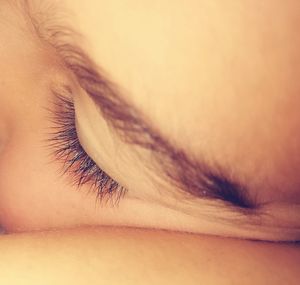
24,1,258,213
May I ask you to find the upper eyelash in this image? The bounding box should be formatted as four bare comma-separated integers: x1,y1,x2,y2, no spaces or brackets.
46,89,127,205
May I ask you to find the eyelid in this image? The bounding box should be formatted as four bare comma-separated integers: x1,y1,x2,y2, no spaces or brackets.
73,88,118,172
47,89,126,204
47,89,300,242
73,89,171,201
37,10,256,211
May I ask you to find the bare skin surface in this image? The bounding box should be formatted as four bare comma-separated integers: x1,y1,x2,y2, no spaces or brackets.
0,1,299,284
0,0,299,241
1,228,299,285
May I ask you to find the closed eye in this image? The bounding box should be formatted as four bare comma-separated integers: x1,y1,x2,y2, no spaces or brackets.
46,88,127,205
26,0,256,211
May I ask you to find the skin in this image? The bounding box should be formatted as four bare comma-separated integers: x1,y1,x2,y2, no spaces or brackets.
0,228,299,285
1,0,299,240
0,1,299,283
69,0,300,240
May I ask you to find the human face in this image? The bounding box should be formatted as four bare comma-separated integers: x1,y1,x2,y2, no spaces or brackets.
0,0,299,241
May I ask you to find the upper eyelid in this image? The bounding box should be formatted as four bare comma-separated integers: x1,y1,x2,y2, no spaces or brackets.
67,52,258,210
31,11,257,212
46,89,127,204
22,3,300,242
24,2,262,217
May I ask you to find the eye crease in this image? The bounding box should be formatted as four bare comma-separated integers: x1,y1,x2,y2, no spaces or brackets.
46,89,127,205
9,0,297,242
25,0,257,211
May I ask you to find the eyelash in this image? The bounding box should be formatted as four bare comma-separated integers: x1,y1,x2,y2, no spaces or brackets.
47,91,127,205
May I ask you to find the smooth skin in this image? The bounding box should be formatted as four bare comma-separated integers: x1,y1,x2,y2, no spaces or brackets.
0,1,299,284
0,228,299,285
1,0,300,240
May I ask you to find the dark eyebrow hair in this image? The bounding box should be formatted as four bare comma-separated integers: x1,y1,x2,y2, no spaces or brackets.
27,5,257,212
68,49,257,211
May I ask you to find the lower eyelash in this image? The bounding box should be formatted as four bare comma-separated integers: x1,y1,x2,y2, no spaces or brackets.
46,89,127,205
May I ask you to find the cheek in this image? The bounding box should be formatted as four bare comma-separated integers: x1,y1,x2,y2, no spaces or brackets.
0,132,100,232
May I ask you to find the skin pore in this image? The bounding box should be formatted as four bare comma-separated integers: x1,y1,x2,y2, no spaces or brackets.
0,0,300,245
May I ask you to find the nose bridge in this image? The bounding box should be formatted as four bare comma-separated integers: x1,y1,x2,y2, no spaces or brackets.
0,47,68,157
0,68,44,160
0,78,28,133
0,31,47,130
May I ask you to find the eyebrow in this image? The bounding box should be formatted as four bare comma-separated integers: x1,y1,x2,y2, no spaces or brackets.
69,48,257,211
29,11,256,212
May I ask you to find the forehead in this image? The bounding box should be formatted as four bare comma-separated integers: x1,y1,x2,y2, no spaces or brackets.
63,1,300,202
64,0,300,124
